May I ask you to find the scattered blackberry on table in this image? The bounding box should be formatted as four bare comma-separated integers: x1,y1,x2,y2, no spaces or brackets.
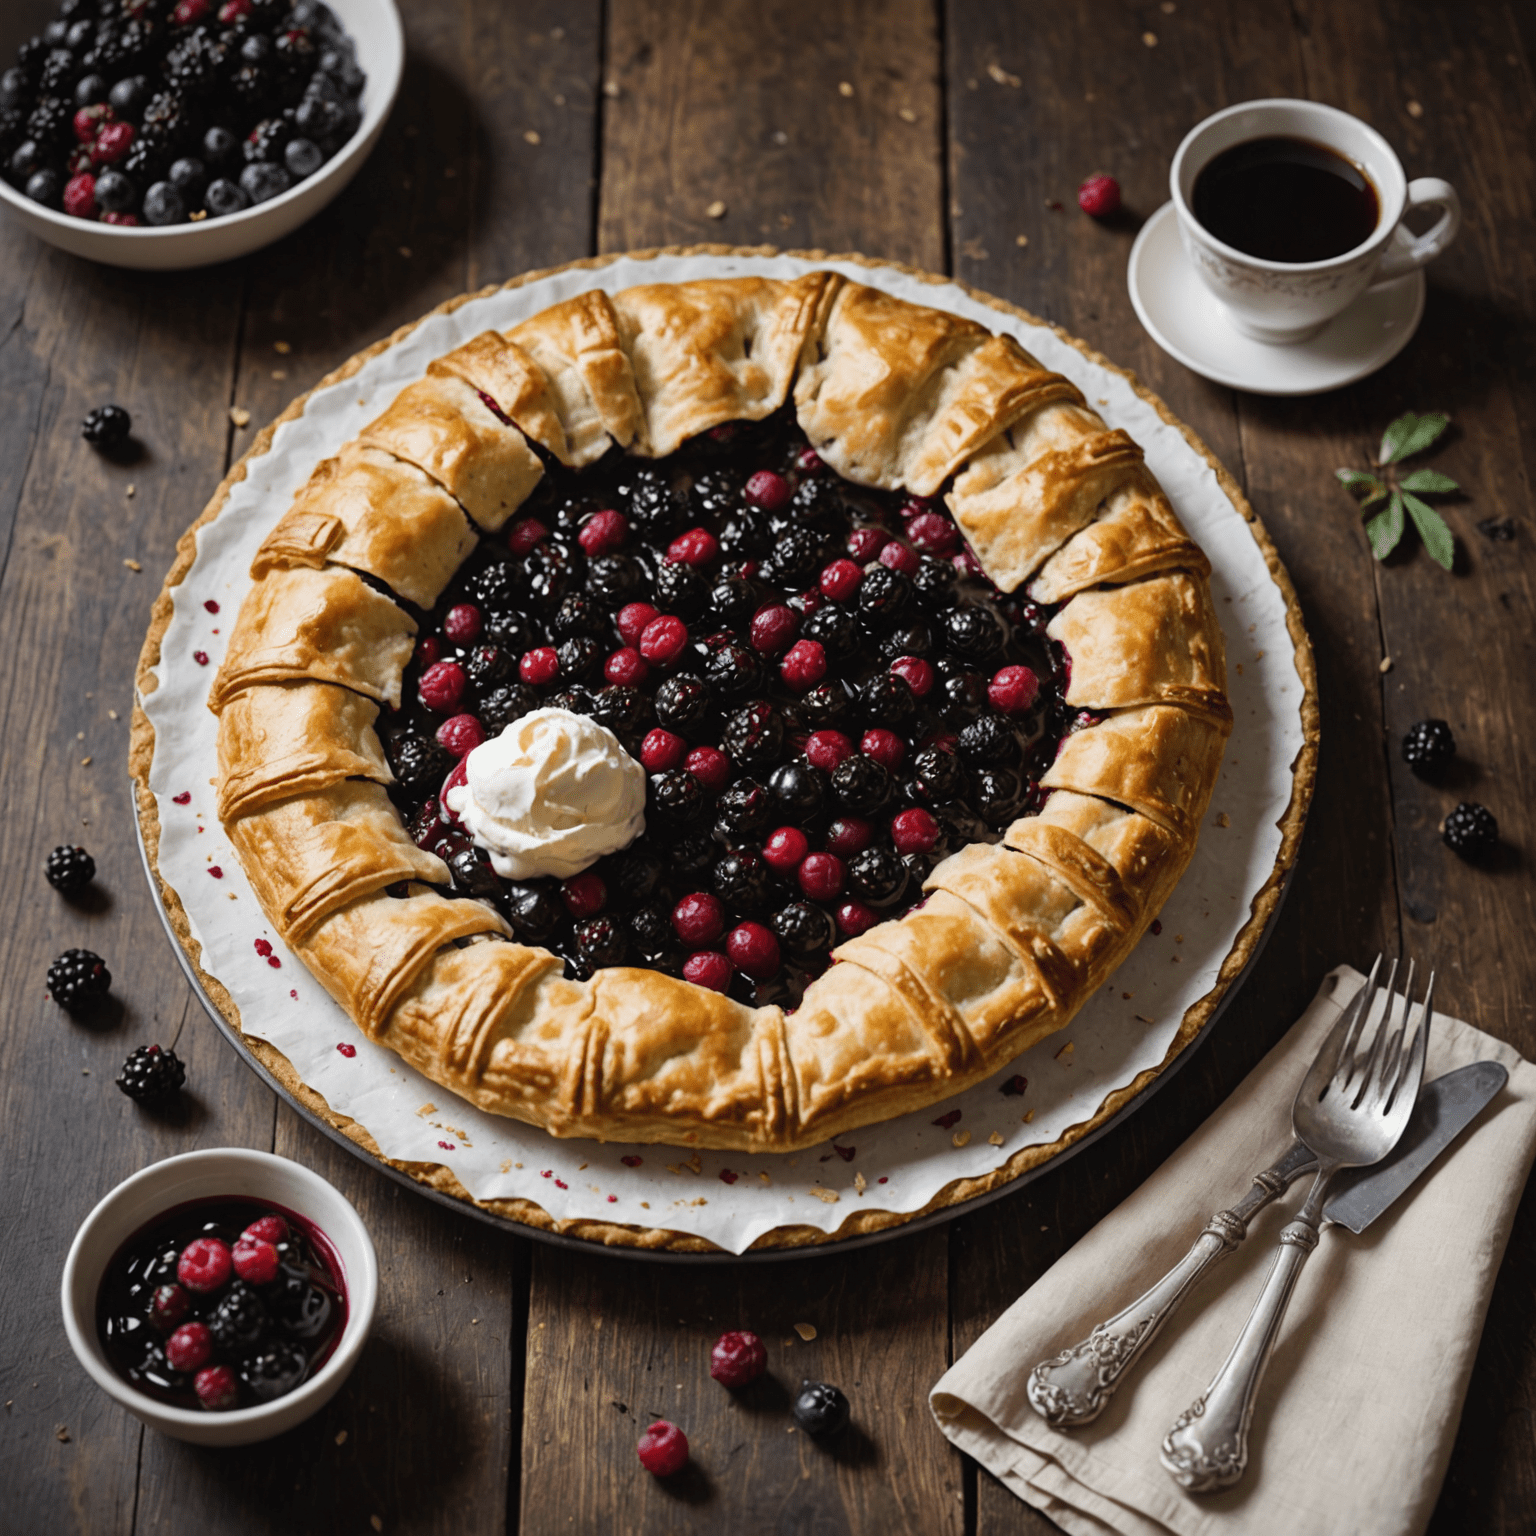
1442,802,1498,859
792,1380,851,1437
115,1044,186,1105
45,842,95,894
1401,718,1455,774
48,947,111,1011
81,402,132,448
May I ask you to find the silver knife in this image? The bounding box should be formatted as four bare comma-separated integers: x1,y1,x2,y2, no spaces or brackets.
1025,1060,1508,1427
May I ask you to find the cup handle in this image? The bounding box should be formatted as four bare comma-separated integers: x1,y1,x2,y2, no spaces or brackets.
1371,178,1460,285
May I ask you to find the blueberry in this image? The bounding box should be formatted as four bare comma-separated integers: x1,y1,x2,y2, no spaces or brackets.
239,160,292,203
504,882,560,942
651,768,707,824
792,1381,851,1437
73,73,106,107
768,760,826,820
141,180,185,225
10,138,43,181
108,75,149,117
24,166,61,206
202,124,237,166
284,136,322,178
447,846,499,899
973,767,1023,828
0,68,28,113
93,167,135,213
204,177,249,217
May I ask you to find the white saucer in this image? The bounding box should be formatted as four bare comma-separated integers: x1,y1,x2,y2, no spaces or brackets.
1127,201,1425,396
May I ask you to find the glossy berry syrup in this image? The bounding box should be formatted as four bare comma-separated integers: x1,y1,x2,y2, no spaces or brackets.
96,1197,346,1412
378,405,1077,1008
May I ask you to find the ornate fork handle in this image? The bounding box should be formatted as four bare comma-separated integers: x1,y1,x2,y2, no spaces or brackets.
1026,1149,1313,1428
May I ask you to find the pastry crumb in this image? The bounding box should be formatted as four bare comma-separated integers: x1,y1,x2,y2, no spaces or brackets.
898,106,916,122
1379,656,1393,673
81,757,92,767
951,1129,971,1147
335,1430,347,1445
1216,812,1230,828
123,558,142,571
1136,1014,1155,1025
794,1322,817,1340
416,1103,436,1117
602,80,620,98
854,1171,867,1193
1015,234,1029,246
838,81,854,97
809,1186,838,1203
272,369,287,380
986,62,1021,87
705,199,727,219
125,484,135,497
1175,934,1184,943
1055,1041,1074,1062
1122,991,1132,999
1406,100,1423,118
688,1151,702,1174
370,1519,382,1533
55,1424,69,1442
988,1131,1004,1145
523,129,541,144
274,340,291,354
758,1171,771,1185
1024,1109,1036,1122
1142,30,1159,46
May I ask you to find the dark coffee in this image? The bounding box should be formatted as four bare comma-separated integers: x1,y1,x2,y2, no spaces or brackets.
1192,136,1379,263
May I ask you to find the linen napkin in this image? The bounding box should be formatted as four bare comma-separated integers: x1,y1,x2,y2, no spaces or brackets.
930,965,1536,1536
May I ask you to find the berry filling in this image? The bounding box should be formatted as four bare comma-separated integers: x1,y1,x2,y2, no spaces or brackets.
378,407,1071,1006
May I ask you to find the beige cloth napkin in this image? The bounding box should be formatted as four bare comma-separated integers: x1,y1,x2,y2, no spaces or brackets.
930,966,1536,1536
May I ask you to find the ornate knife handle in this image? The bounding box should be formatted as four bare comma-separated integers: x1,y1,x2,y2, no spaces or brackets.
1159,1215,1320,1492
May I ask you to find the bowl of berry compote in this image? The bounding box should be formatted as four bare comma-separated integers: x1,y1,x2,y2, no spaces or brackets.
61,1147,377,1445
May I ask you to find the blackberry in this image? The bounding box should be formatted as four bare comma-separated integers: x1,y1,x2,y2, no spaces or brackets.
712,849,775,914
162,28,224,96
939,668,987,723
1442,802,1498,858
858,672,915,728
208,1281,268,1357
481,605,535,654
721,700,784,769
45,843,96,893
687,466,743,519
909,747,965,804
123,134,168,184
464,643,514,692
519,540,582,612
15,39,48,84
793,1381,850,1438
552,592,604,639
799,680,852,729
1401,719,1455,773
575,915,627,969
877,619,933,661
585,553,644,608
555,635,603,683
479,683,537,735
229,62,274,115
912,554,958,607
140,90,193,152
958,712,1016,766
768,760,826,820
47,948,111,1011
857,564,913,626
605,849,662,906
547,685,594,716
26,93,72,146
704,641,763,700
943,604,1006,661
717,511,771,561
849,846,907,906
114,1044,186,1104
764,528,822,586
654,558,707,619
627,902,672,957
973,767,1023,828
504,882,560,942
651,768,706,823
831,756,893,817
801,601,861,661
788,476,839,528
271,28,316,101
623,466,676,529
771,901,835,965
386,732,449,793
705,574,759,624
670,832,717,879
39,49,78,96
291,90,344,143
446,847,499,899
241,1341,307,1403
242,113,288,163
469,561,518,609
589,684,650,737
86,20,157,79
0,107,25,161
714,778,773,841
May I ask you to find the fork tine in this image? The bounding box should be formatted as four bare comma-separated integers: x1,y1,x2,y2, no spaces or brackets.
1352,960,1401,1109
1325,954,1383,1095
1401,970,1435,1104
1375,959,1414,1109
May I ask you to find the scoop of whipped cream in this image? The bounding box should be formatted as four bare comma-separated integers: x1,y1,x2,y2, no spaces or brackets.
445,706,646,881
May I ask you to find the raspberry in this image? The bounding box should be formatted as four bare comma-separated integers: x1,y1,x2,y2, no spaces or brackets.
63,173,97,219
165,1322,213,1373
805,730,854,771
847,527,889,562
435,713,485,758
891,807,940,854
507,517,549,555
861,729,906,772
92,121,135,166
797,852,845,902
150,1284,191,1332
418,660,467,712
890,656,935,698
242,1214,288,1245
744,470,791,511
666,527,718,566
988,665,1040,714
578,508,628,555
673,892,725,947
640,728,686,772
1078,173,1121,217
780,639,827,692
443,603,483,644
819,558,863,601
749,603,799,654
763,826,810,871
686,746,731,791
616,602,660,646
100,211,140,225
835,900,878,937
440,761,469,824
604,647,650,687
727,922,780,979
562,872,607,919
711,1330,768,1389
218,0,253,21
952,547,986,578
231,1237,280,1286
416,636,442,668
825,817,873,858
637,1419,689,1476
194,1364,240,1412
683,952,733,993
74,105,112,144
878,541,920,576
519,647,560,687
797,447,825,473
177,1237,232,1295
639,615,689,666
907,511,959,555
898,497,933,521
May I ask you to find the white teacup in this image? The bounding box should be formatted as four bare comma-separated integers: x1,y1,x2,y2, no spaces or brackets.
1170,98,1459,344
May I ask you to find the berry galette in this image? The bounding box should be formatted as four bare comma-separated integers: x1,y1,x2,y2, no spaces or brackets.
205,273,1229,1151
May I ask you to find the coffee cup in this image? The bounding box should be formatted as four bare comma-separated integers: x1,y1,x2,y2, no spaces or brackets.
1170,98,1459,344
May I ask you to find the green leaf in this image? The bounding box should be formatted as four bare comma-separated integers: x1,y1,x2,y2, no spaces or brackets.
1397,468,1459,495
1378,411,1450,464
1336,468,1389,508
1367,491,1406,560
1402,492,1456,570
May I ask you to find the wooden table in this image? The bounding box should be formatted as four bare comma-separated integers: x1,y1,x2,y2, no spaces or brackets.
2,1,1532,1530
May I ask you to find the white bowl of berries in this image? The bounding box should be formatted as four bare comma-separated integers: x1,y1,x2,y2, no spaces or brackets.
61,1147,378,1446
0,0,402,270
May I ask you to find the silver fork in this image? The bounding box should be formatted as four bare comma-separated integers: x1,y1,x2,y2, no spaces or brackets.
1159,957,1433,1493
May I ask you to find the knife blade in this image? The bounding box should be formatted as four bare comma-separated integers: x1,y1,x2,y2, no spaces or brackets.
1324,1059,1508,1233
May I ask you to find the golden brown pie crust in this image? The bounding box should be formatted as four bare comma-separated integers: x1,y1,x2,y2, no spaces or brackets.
131,247,1318,1254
